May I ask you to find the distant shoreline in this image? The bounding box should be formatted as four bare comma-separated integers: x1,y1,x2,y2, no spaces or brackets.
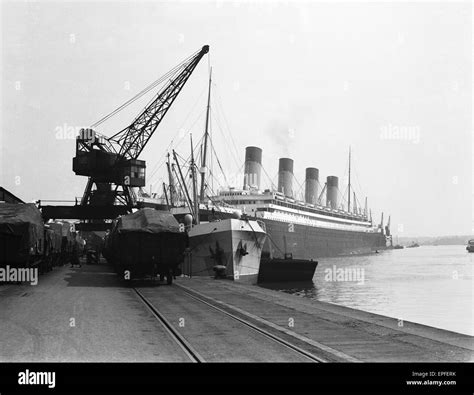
395,236,472,246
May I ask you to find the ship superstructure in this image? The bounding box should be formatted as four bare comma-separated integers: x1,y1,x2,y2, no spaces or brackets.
207,146,389,259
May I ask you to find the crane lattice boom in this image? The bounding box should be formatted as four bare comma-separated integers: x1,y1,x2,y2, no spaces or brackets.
72,45,209,210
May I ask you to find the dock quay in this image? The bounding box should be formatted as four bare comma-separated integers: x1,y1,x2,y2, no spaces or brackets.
1,260,472,363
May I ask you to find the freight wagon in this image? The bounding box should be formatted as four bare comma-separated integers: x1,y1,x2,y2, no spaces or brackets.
0,204,83,280
81,231,105,264
46,221,75,267
42,225,62,272
0,203,46,273
0,203,53,272
104,208,187,284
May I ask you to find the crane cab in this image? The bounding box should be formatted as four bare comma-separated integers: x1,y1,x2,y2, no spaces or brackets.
73,133,146,187
117,159,146,187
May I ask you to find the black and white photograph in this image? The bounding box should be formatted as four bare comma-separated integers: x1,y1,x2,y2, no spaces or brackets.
0,0,472,393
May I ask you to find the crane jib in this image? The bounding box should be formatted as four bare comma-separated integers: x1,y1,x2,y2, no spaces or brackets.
72,45,209,212
113,45,209,160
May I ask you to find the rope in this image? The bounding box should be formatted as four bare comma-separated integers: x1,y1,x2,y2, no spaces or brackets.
245,218,263,249
261,166,277,191
209,135,229,187
212,81,242,169
263,228,286,257
89,49,200,130
292,173,305,201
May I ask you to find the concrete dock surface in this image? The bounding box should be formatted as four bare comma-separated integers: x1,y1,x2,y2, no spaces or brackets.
0,264,190,362
0,262,472,362
175,277,474,362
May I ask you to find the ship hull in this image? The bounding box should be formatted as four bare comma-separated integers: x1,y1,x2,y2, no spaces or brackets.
184,219,267,284
261,218,386,259
175,209,386,260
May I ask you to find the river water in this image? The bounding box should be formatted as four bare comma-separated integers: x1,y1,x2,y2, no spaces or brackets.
262,245,473,336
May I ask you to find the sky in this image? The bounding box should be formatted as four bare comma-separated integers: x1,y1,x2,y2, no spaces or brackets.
0,0,472,237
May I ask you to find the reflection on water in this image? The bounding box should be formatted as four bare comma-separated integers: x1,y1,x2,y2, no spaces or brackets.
261,245,474,336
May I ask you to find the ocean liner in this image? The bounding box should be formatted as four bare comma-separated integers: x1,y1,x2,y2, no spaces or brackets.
140,68,390,261
152,74,389,261
213,147,388,259
173,146,389,260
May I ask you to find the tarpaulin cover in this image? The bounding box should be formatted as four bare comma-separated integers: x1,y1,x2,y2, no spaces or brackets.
0,203,44,259
44,227,62,253
47,221,73,238
104,208,187,278
114,208,181,234
0,203,43,235
82,231,105,251
47,222,65,236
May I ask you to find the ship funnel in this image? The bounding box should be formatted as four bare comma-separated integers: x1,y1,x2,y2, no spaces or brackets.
243,146,262,190
326,176,339,209
305,167,319,205
278,158,294,198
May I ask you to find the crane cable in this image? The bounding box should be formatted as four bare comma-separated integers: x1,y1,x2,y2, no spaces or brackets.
212,82,242,169
89,49,201,130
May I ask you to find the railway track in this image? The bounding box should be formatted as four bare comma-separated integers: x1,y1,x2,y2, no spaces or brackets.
133,288,204,362
133,286,326,363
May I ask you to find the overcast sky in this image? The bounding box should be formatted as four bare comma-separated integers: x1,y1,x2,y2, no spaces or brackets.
0,1,471,237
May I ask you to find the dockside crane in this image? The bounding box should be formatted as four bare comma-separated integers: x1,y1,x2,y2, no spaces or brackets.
74,45,209,210
41,46,209,229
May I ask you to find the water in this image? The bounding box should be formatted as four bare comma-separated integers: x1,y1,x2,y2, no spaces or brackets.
262,245,474,336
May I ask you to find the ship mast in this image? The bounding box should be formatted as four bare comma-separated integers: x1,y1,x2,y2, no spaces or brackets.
162,182,169,210
347,146,351,213
172,150,194,219
166,152,175,206
190,134,200,224
200,68,212,203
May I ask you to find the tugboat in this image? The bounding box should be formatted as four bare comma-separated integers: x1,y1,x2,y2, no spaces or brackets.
390,235,404,249
466,239,474,253
392,244,404,250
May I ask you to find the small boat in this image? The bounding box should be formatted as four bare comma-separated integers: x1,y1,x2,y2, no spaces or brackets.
406,242,420,248
392,244,404,249
258,255,318,283
466,239,474,253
